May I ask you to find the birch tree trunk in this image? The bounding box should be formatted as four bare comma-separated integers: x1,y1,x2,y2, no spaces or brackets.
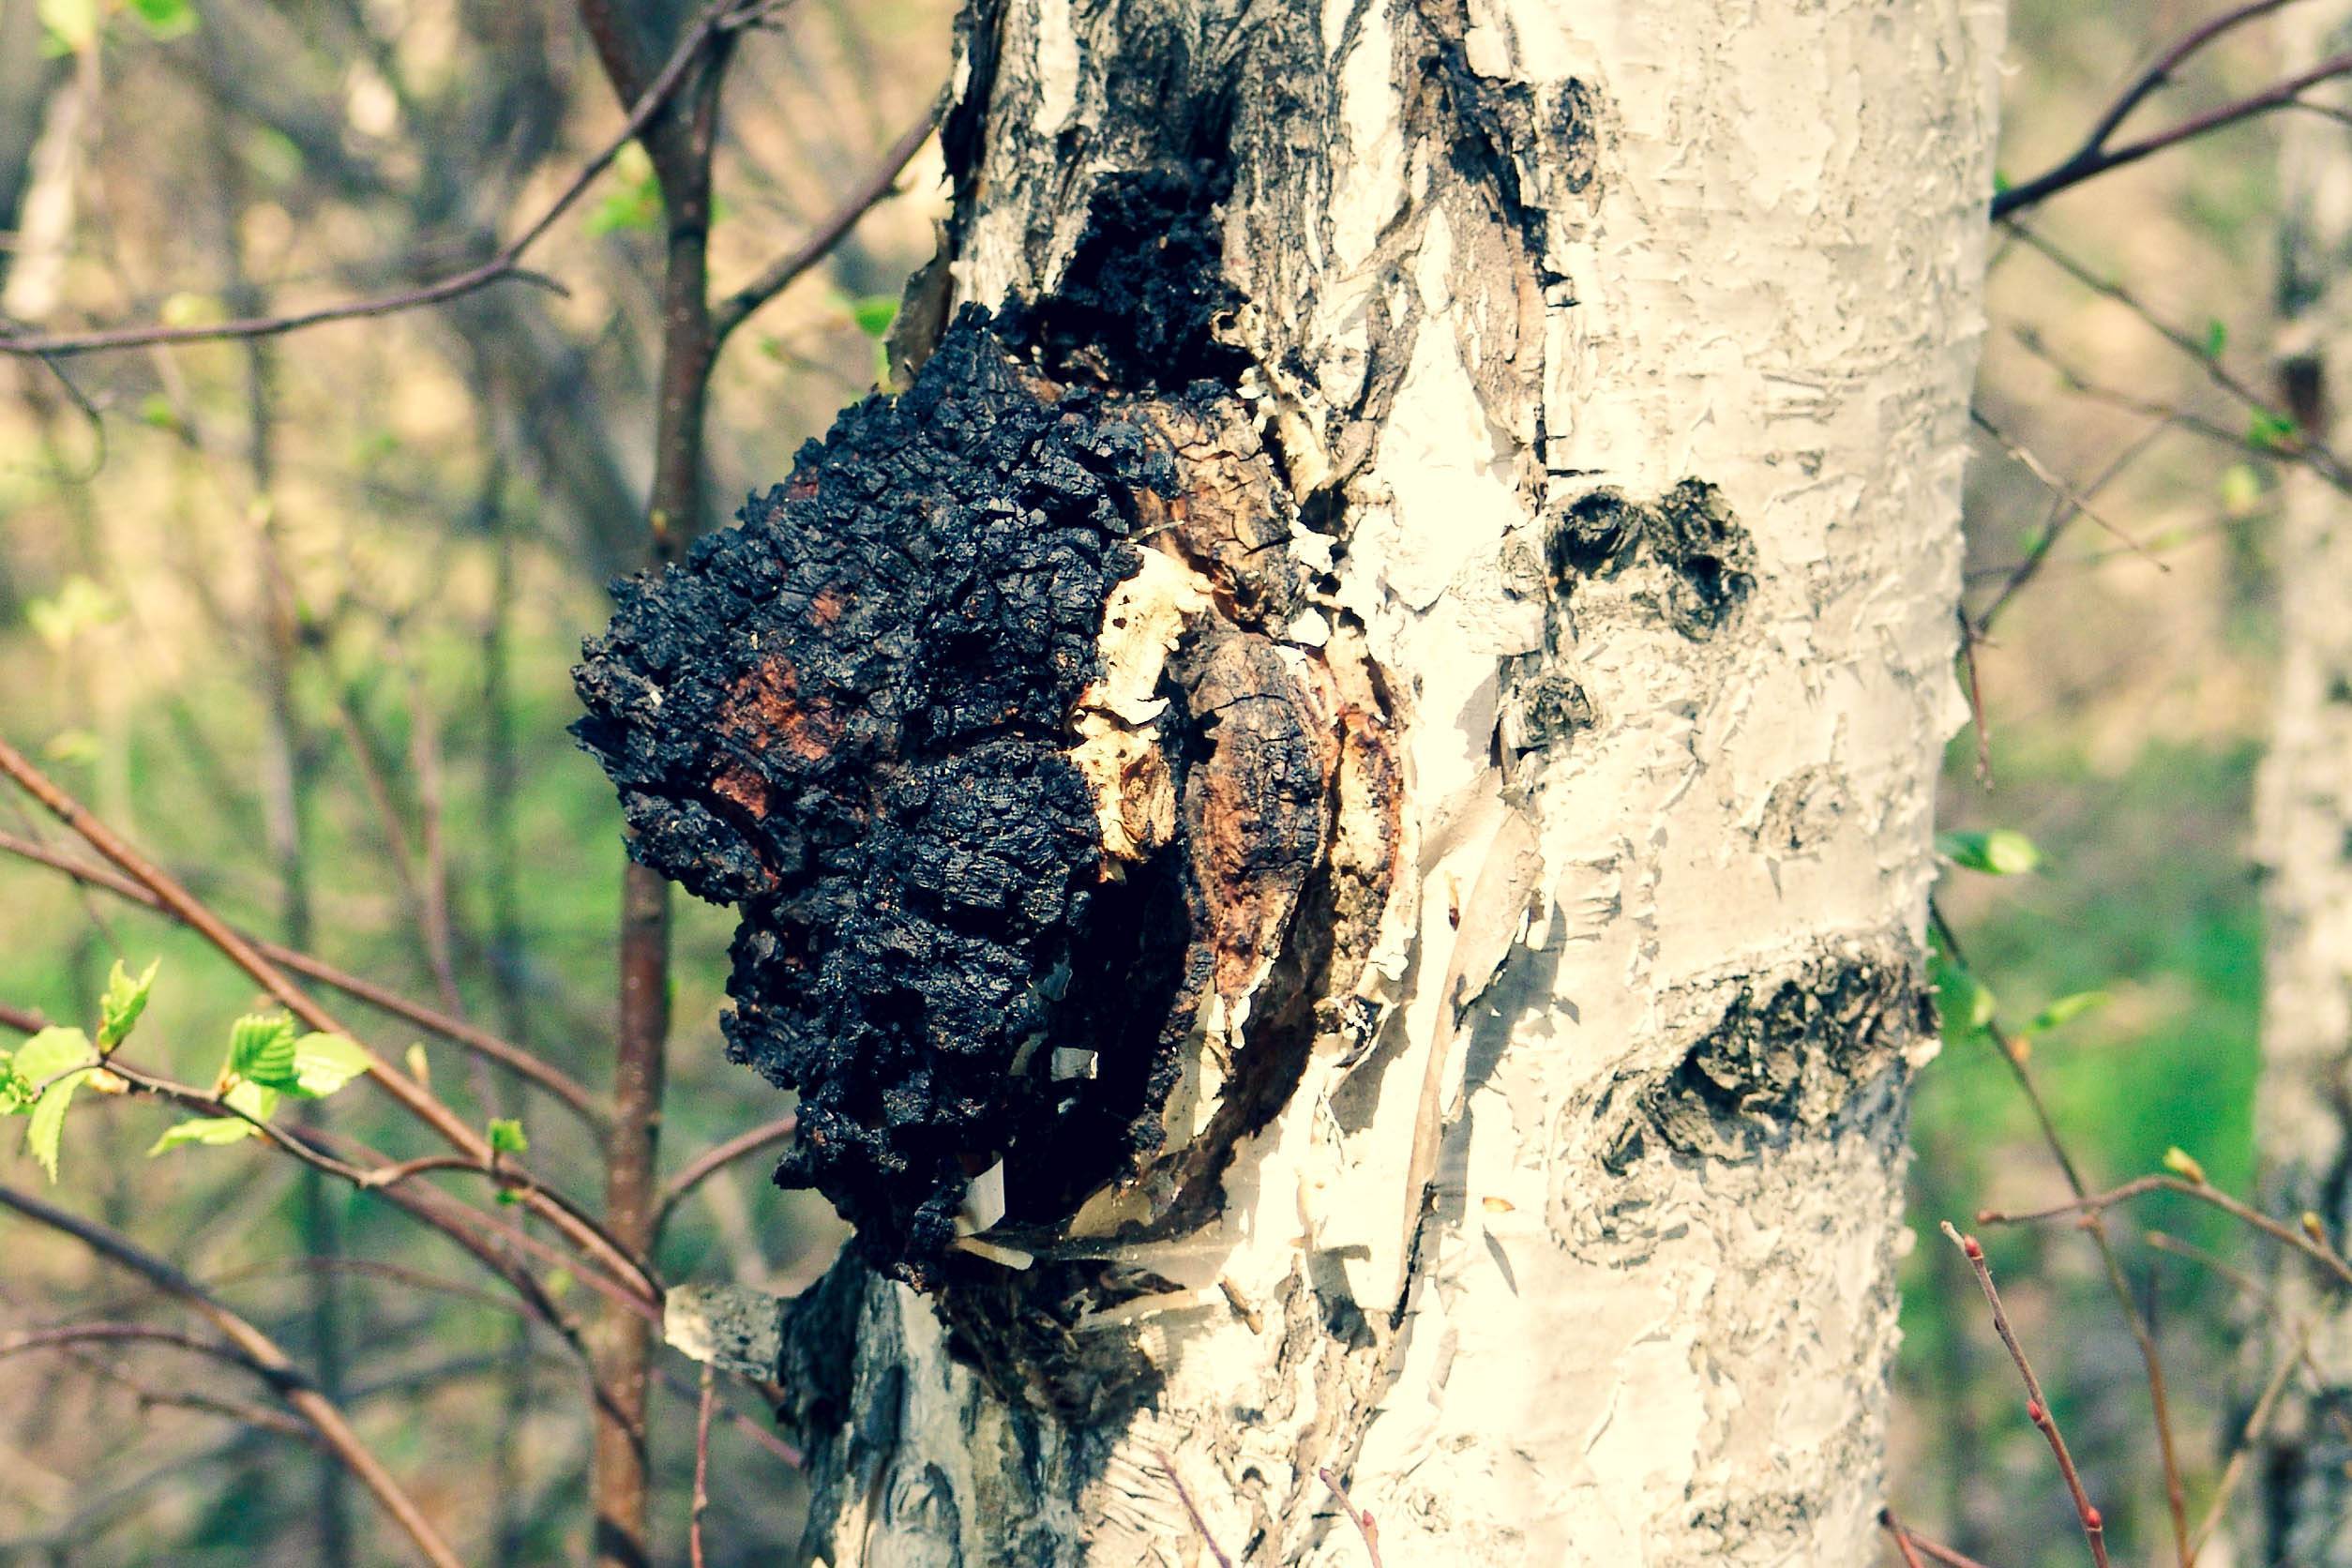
2251,6,2352,1559
594,1,1999,1561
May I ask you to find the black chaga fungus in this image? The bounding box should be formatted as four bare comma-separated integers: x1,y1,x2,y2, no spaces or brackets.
573,309,1205,1285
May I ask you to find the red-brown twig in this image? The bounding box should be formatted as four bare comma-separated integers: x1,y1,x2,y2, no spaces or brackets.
1941,1224,2109,1567
2189,1311,2315,1558
710,104,941,346
1978,1175,2352,1291
0,827,606,1129
2007,227,2352,493
690,1364,716,1568
1933,905,2192,1562
1879,1507,2003,1568
1995,0,2352,220
1317,1466,1383,1566
1973,419,2176,637
0,1182,462,1568
1155,1448,1234,1568
0,734,655,1302
655,1113,798,1234
0,2,747,359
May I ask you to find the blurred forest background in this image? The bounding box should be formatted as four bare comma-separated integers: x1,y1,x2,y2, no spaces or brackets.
0,0,2317,1562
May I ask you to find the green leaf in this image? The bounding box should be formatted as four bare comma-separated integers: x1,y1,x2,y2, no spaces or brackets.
2250,408,2300,452
224,1078,279,1123
15,1026,96,1089
1933,959,1998,1035
126,0,196,38
2221,463,2263,516
98,957,158,1050
1937,829,2042,876
288,1033,371,1098
228,1014,300,1090
42,729,101,765
0,1053,28,1116
846,294,898,339
38,0,98,54
27,575,121,649
487,1117,528,1155
2205,319,2228,359
18,1030,96,1182
26,1079,78,1181
149,1116,260,1154
586,145,662,236
2029,990,2109,1034
2164,1145,2209,1185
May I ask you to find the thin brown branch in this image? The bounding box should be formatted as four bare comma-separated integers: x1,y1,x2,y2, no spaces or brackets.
690,1364,716,1568
0,826,604,1129
1931,905,2190,1563
1941,1224,2110,1567
1879,1508,2003,1568
1996,48,2352,219
0,2,738,359
2079,0,2301,155
2008,227,2352,492
655,1364,805,1469
0,1182,463,1568
1969,407,2168,570
1956,613,1995,786
0,735,653,1298
2190,1311,2316,1557
1317,1467,1384,1567
710,102,941,346
0,1321,268,1380
0,998,47,1034
1156,1449,1235,1568
655,1113,797,1234
1978,1175,2352,1291
1973,419,2175,635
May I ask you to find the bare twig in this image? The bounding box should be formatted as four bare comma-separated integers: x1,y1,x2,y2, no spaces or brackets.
0,734,650,1296
2190,1312,2316,1557
1317,1466,1383,1567
2007,227,2352,492
0,1182,464,1568
690,1364,716,1568
2081,0,2301,154
1941,1224,2110,1567
1969,408,2168,569
1932,904,2193,1562
1973,419,2175,635
1978,1176,2352,1291
1879,1508,2003,1568
655,1113,798,1234
1996,29,2352,219
1155,1449,1235,1568
0,827,605,1130
0,0,740,358
709,103,941,346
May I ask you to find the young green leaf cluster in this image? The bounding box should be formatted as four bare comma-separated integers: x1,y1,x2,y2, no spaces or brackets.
0,957,371,1182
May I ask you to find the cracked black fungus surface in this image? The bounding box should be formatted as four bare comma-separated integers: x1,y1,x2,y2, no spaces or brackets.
573,311,1196,1282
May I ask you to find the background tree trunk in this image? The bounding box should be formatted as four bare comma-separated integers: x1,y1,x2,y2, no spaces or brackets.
769,1,2000,1560
2252,4,2352,1560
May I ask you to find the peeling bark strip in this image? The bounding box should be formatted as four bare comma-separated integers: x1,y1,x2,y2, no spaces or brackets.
583,0,1998,1560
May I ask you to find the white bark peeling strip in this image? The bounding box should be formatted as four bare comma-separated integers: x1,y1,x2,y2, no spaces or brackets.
1032,0,1080,139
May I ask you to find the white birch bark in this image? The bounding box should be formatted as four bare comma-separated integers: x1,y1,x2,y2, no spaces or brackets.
2252,5,2352,1559
772,2,2001,1561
